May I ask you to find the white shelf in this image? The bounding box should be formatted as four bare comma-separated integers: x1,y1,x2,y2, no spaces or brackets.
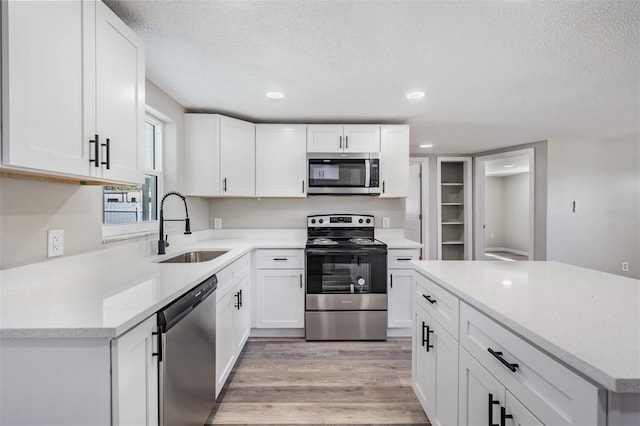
442,222,464,225
442,241,464,245
441,182,464,186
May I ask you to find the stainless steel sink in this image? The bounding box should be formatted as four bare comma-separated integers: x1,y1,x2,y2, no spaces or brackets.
159,250,228,263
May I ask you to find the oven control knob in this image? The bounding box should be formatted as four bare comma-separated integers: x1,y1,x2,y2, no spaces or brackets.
311,219,316,224
357,277,366,286
359,219,363,224
366,218,371,224
319,219,323,224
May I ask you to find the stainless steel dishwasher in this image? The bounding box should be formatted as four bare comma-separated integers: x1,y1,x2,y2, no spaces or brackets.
157,275,217,426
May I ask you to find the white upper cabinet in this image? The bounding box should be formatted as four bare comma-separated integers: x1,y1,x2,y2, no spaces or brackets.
183,114,255,197
94,1,145,184
307,125,380,153
255,124,307,197
380,125,410,198
1,0,145,185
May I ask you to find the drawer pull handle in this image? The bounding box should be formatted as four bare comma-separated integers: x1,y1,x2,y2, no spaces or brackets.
488,348,519,372
421,321,427,347
273,258,288,261
488,393,500,426
422,294,437,304
397,257,412,261
500,407,513,426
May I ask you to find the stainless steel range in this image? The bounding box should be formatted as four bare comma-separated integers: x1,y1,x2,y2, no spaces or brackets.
305,214,388,341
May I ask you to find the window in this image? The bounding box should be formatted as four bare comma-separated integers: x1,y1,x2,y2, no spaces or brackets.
102,115,163,236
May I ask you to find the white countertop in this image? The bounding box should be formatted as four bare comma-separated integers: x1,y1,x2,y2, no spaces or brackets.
0,232,418,339
411,260,640,393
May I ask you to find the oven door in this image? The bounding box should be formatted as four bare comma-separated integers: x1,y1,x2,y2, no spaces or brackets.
305,248,387,309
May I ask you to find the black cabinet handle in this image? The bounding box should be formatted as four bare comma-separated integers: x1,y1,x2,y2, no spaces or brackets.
423,294,437,304
382,180,386,193
426,325,434,352
223,178,227,192
299,274,303,289
390,273,393,288
397,258,412,261
421,321,427,347
345,135,349,149
101,138,110,169
339,135,343,149
500,407,513,426
273,257,288,261
488,393,500,426
152,328,164,362
488,348,519,373
302,180,305,194
234,292,240,309
89,134,100,167
239,289,243,308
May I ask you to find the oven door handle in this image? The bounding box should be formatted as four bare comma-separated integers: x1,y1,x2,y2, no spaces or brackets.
306,249,386,255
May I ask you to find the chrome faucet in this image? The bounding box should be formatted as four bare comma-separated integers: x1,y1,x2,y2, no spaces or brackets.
158,191,192,255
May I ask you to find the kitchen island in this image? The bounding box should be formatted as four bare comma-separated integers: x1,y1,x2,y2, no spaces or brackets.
410,260,639,426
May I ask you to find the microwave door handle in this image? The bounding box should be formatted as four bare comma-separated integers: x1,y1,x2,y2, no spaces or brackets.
365,159,370,188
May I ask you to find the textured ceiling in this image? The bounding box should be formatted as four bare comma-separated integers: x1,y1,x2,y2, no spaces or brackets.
104,0,640,154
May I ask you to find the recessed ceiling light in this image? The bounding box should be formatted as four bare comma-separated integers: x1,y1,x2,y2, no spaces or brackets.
504,164,514,168
419,144,433,148
406,91,426,99
266,92,284,99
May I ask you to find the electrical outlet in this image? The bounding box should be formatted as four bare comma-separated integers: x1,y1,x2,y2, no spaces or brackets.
214,218,223,229
48,229,64,257
382,217,390,228
622,261,629,272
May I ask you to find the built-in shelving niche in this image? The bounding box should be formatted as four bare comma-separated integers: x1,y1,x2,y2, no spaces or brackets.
437,157,472,260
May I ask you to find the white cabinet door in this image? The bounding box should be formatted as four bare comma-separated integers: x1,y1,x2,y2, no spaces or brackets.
216,288,236,398
233,275,251,354
256,269,305,328
432,318,459,426
506,391,545,426
413,306,431,410
459,347,505,426
1,0,92,177
388,269,413,328
111,315,158,426
255,124,307,197
306,125,343,152
415,305,459,426
183,114,221,196
343,125,380,153
95,0,145,184
220,116,255,196
380,125,410,198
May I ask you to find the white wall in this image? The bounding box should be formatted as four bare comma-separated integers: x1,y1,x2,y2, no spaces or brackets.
547,138,640,278
209,197,405,229
504,172,529,252
484,176,505,248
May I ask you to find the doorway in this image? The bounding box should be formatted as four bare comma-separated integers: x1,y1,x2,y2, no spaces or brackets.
475,149,535,260
404,160,429,259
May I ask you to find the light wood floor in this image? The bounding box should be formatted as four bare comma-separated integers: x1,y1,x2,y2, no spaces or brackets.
207,337,430,425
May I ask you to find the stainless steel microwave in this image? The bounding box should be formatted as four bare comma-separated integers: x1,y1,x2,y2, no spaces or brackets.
307,153,380,195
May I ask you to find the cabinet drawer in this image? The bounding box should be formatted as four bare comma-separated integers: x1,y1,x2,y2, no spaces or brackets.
388,249,420,268
414,272,459,339
459,302,604,425
216,253,251,298
256,249,304,269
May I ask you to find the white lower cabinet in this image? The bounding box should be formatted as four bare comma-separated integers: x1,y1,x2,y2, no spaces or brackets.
256,269,305,328
388,249,420,329
255,249,305,329
413,303,458,426
111,315,158,426
215,255,251,398
413,271,606,426
459,348,542,426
